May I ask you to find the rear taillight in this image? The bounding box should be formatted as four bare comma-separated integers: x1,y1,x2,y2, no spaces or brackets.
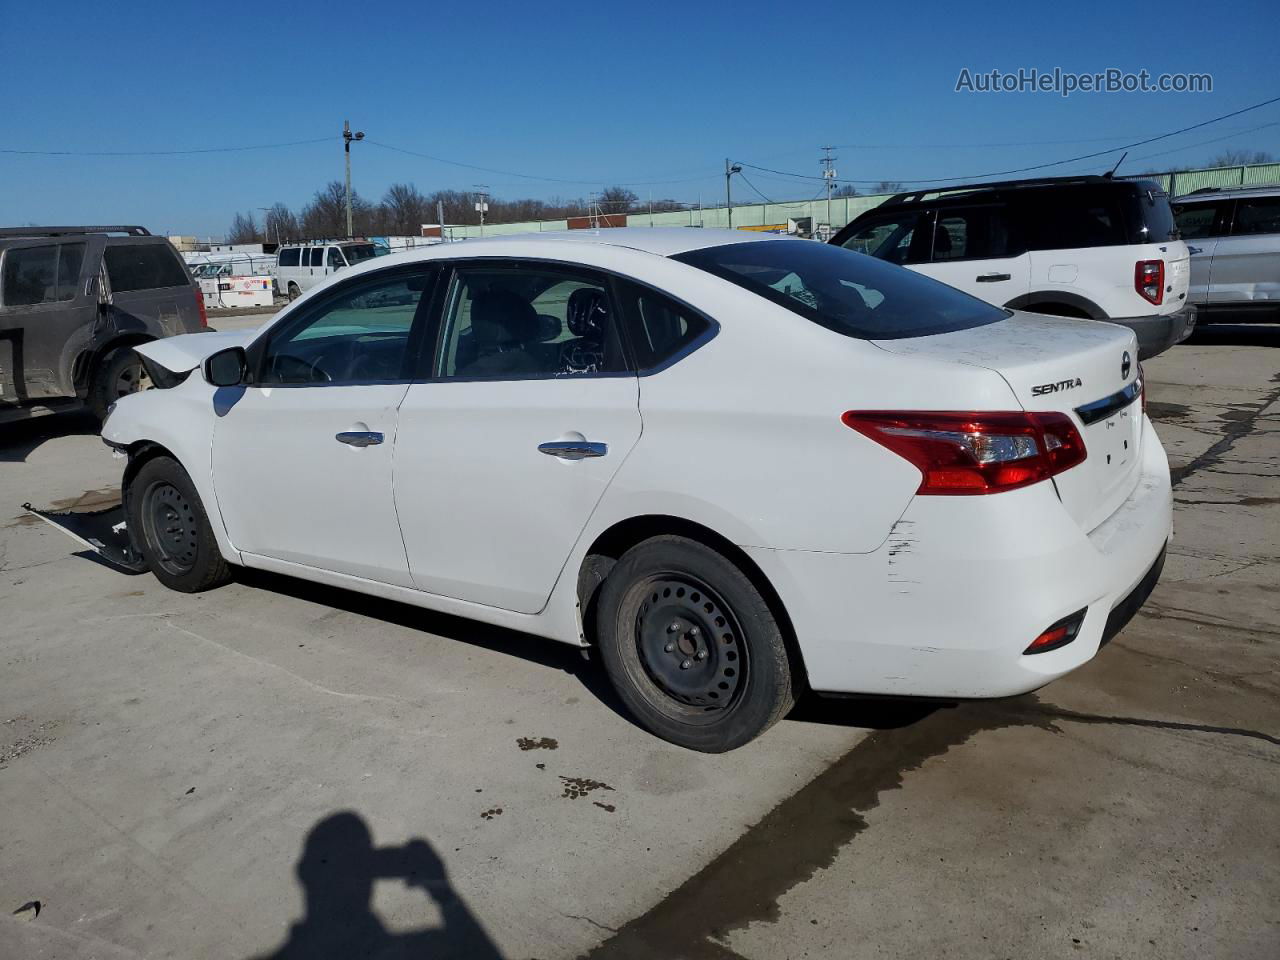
195,286,208,328
1024,608,1087,654
1135,259,1164,305
842,411,1087,495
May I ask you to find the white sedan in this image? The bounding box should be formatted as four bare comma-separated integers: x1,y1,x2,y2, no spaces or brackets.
103,229,1172,752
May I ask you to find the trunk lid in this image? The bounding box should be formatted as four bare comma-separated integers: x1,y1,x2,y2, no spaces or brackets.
873,312,1143,532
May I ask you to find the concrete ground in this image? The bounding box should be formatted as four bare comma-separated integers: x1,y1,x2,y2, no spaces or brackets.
1,324,1276,959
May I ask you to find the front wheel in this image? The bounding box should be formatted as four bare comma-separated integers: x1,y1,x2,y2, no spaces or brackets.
127,456,233,592
89,347,149,421
595,536,798,752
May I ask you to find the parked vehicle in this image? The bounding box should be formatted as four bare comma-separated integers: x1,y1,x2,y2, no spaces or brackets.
0,226,205,424
275,241,381,300
830,175,1194,359
103,229,1170,751
1172,184,1280,324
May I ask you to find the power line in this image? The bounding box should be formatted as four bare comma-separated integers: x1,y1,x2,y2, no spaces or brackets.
735,171,775,204
365,139,715,187
1127,120,1280,163
0,136,333,157
736,95,1280,185
827,125,1272,150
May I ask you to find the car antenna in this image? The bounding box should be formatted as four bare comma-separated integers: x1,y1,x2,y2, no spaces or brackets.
1103,151,1128,179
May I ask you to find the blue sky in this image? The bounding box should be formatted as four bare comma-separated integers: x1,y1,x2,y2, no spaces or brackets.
2,0,1277,236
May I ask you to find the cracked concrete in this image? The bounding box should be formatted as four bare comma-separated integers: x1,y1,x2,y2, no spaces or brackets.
1,324,1277,959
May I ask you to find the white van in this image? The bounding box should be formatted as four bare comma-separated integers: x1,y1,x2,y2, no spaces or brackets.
275,241,381,299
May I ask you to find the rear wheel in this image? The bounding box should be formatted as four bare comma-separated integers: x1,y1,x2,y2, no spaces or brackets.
595,536,797,752
287,281,301,301
127,456,232,592
89,347,149,421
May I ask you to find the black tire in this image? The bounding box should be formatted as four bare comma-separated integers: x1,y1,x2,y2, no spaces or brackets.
89,347,148,421
287,282,301,301
127,456,233,592
595,536,797,752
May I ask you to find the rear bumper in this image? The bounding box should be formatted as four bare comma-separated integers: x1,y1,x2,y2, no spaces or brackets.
746,416,1173,699
1107,304,1196,359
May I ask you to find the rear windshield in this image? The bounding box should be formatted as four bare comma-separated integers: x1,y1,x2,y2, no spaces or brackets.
673,239,1006,340
104,244,190,292
341,243,380,264
1123,181,1180,243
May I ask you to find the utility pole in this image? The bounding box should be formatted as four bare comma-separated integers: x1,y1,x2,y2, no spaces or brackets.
257,207,275,245
474,185,489,237
725,159,742,229
343,120,365,238
821,146,837,239
436,199,447,242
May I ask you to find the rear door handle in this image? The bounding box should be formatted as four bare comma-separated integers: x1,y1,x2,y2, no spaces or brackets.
336,431,384,447
538,440,607,460
976,273,1012,282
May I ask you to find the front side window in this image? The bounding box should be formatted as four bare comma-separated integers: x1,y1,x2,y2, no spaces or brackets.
437,265,628,379
675,239,1006,340
931,206,1016,261
1233,197,1280,236
1,242,86,306
838,213,927,265
341,243,379,265
104,244,189,292
258,270,432,384
327,247,346,269
1173,201,1224,240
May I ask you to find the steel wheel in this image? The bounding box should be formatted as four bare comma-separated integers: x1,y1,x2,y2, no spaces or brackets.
633,575,746,721
139,481,199,577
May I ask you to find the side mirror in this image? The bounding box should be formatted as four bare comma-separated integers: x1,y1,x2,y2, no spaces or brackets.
204,346,248,387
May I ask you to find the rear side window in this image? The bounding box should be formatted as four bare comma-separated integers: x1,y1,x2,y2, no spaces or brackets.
104,244,189,292
278,247,301,267
1173,201,1224,239
1233,197,1280,236
675,239,1006,340
932,205,1018,260
1022,186,1127,250
619,284,711,369
2,242,86,306
308,248,324,266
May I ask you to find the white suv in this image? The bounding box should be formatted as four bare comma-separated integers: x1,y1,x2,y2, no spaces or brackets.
832,176,1193,359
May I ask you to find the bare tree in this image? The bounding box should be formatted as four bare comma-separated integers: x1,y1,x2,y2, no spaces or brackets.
300,181,374,237
227,211,260,244
382,183,432,235
597,186,639,212
871,181,905,195
833,184,860,198
1208,149,1275,167
263,203,299,244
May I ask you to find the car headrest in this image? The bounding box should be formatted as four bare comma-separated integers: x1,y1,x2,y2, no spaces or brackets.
567,287,608,338
471,289,539,347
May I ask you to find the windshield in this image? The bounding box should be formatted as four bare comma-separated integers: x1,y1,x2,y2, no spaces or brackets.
341,243,380,264
674,239,1007,340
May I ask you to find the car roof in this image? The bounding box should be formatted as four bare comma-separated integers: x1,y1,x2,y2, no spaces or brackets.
1174,184,1280,202
455,227,776,258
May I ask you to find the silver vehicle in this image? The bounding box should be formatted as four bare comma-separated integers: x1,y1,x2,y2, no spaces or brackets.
0,226,206,423
1172,185,1280,324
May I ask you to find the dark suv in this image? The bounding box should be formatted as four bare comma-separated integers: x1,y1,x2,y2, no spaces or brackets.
0,226,206,424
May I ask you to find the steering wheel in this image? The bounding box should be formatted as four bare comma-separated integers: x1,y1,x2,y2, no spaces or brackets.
269,353,331,384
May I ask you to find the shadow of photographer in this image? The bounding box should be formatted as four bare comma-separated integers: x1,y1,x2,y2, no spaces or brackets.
248,811,503,960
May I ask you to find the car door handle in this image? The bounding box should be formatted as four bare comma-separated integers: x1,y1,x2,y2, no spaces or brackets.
336,431,384,447
538,440,607,460
976,273,1012,282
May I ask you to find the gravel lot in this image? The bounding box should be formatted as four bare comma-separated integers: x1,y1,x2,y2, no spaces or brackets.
1,324,1276,959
